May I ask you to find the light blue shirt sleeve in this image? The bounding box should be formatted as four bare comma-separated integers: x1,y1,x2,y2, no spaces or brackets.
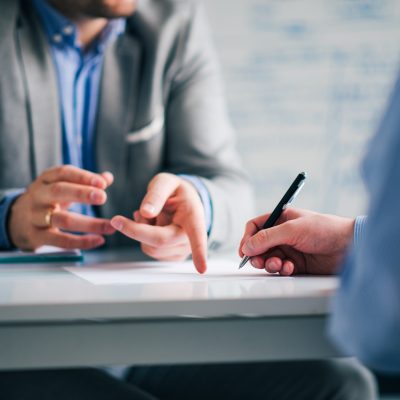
0,190,24,250
179,174,213,234
353,215,367,248
329,74,400,373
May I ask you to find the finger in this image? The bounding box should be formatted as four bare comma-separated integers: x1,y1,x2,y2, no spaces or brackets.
265,256,284,273
250,256,266,269
51,211,116,235
141,242,191,261
280,259,296,276
140,173,180,218
238,214,271,257
39,230,105,250
101,171,114,187
31,205,60,228
133,210,155,225
242,222,296,257
181,211,208,274
36,182,107,205
40,165,108,189
110,216,187,247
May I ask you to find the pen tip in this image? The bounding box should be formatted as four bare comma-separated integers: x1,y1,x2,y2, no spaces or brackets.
238,257,248,269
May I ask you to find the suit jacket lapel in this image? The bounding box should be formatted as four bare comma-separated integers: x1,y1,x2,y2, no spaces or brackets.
96,32,141,217
16,3,62,178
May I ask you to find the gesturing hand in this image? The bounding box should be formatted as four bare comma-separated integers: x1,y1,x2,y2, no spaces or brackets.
8,165,116,250
111,173,208,274
239,208,355,276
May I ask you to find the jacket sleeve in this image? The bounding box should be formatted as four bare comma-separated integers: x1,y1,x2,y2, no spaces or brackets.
0,190,23,249
165,1,255,251
329,75,400,373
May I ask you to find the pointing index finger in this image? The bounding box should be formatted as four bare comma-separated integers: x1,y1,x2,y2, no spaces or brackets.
179,201,208,274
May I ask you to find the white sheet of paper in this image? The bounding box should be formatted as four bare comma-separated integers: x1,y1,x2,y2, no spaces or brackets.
64,260,265,285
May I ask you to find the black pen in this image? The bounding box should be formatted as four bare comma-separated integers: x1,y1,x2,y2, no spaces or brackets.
239,172,307,269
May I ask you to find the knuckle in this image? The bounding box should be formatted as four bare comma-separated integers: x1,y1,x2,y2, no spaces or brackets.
101,221,110,233
148,172,174,190
245,221,254,230
284,220,296,235
256,229,270,245
86,237,99,248
154,235,169,247
60,236,75,249
141,243,153,256
57,165,71,180
50,182,63,197
61,214,73,229
142,244,160,258
45,165,59,176
156,172,171,182
75,187,87,201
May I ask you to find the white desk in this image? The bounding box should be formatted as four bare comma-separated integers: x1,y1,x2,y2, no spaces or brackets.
0,249,339,371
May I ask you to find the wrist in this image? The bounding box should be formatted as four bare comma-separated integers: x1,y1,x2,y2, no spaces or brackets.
7,194,29,250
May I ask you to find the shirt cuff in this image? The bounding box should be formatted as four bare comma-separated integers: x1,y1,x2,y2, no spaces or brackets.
353,215,367,248
179,174,213,234
0,190,24,249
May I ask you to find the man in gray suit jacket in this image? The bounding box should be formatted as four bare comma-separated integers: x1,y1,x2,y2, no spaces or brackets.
0,0,253,273
0,0,376,398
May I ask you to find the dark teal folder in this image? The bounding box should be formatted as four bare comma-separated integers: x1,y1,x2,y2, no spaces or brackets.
0,249,83,263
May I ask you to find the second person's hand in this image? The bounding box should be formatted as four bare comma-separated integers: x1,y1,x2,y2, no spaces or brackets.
239,208,355,276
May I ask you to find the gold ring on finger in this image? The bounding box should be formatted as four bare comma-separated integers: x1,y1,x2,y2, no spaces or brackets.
44,208,55,227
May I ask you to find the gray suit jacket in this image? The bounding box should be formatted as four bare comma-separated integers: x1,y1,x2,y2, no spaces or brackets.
0,0,254,250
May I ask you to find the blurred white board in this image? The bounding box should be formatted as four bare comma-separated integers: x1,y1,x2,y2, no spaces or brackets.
203,0,400,216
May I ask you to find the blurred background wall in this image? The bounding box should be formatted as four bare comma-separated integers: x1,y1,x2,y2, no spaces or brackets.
202,0,400,216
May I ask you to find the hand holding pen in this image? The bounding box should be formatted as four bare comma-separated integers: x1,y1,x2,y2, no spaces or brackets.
238,172,307,270
238,172,356,276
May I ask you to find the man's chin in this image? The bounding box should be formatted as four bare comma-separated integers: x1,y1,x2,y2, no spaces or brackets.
48,0,138,19
86,0,138,19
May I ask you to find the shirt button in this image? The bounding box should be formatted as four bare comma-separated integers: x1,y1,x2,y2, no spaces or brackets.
63,25,74,35
52,34,62,43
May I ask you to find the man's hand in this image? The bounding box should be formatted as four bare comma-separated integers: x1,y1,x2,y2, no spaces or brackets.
239,208,355,276
8,165,116,250
110,173,208,274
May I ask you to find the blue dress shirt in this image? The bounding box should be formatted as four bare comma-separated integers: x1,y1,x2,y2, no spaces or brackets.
33,0,126,219
330,73,400,373
0,0,212,249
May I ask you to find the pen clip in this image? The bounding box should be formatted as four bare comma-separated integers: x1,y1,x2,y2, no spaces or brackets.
283,181,305,209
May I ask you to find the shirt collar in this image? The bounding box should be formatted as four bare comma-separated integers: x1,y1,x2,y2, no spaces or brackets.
32,0,126,53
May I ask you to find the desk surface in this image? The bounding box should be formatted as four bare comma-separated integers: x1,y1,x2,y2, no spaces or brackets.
0,249,340,370
0,248,337,323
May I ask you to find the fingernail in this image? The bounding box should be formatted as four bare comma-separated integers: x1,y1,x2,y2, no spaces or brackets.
103,172,114,184
142,203,156,215
266,260,276,270
111,218,123,231
242,241,253,254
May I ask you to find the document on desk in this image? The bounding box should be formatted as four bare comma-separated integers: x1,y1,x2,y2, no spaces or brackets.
64,260,266,285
